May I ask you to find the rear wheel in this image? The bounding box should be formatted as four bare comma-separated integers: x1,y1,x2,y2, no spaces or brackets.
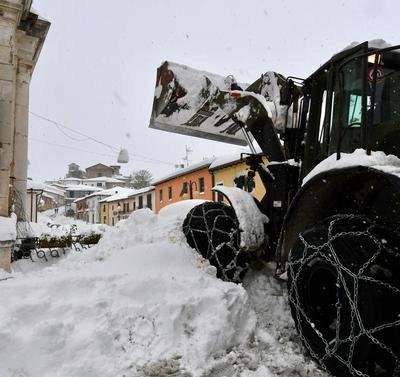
182,201,249,282
288,214,400,376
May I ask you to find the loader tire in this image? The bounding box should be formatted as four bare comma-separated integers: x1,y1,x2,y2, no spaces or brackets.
287,214,400,377
183,201,249,283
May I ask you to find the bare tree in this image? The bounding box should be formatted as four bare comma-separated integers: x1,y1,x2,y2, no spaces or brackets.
130,169,153,189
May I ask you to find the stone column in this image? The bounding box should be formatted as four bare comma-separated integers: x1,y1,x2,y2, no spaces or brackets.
0,4,19,218
0,3,20,272
13,31,35,222
0,1,49,271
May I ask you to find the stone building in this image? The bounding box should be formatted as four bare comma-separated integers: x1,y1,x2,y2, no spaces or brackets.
66,163,85,178
0,1,50,271
86,163,115,178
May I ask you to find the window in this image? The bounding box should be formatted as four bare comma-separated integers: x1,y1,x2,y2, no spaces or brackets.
123,203,129,213
199,177,205,193
147,193,152,210
103,216,106,223
103,204,106,212
112,205,114,211
138,196,143,209
159,189,163,202
181,182,188,195
97,173,102,177
348,93,362,126
168,186,172,200
96,182,103,187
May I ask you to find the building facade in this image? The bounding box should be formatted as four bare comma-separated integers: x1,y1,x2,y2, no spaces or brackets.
74,197,88,222
82,177,125,189
0,1,50,271
152,160,214,213
129,186,155,212
85,186,126,224
99,188,136,226
209,153,269,202
86,163,115,178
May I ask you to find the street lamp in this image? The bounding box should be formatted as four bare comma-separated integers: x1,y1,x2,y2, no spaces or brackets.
117,148,129,163
181,180,198,199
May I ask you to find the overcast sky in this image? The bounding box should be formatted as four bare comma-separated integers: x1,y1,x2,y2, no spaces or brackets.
28,0,398,181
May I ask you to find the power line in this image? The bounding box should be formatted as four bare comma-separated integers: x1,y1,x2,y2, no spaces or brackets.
29,137,175,166
29,111,176,166
30,111,118,152
29,137,118,158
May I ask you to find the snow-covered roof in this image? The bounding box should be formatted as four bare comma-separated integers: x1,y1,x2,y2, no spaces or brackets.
65,185,102,192
128,186,155,197
209,147,264,170
46,182,67,189
98,188,138,203
73,186,129,203
152,158,214,185
27,181,65,196
41,192,56,199
62,177,82,182
83,176,124,183
209,152,246,170
112,175,130,181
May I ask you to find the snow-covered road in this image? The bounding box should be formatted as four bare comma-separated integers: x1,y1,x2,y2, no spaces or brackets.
1,204,328,377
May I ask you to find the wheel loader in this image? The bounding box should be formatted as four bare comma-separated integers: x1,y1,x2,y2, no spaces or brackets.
149,40,400,376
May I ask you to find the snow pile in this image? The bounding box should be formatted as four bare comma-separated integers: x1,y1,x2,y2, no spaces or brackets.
0,202,328,376
29,209,108,239
189,266,327,377
0,213,17,242
212,186,268,251
303,148,400,185
241,268,328,377
1,202,255,377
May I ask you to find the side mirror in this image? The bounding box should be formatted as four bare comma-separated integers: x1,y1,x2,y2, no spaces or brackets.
281,77,303,106
281,78,295,106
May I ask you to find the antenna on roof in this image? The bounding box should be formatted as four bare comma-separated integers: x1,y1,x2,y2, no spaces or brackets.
182,145,192,167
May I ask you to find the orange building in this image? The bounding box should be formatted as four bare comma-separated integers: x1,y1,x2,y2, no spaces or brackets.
152,159,214,213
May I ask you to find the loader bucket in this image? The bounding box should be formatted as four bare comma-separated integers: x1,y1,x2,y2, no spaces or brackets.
149,61,289,153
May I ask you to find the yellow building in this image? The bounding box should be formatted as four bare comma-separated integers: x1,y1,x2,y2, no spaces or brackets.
99,201,110,225
99,188,136,226
209,153,269,202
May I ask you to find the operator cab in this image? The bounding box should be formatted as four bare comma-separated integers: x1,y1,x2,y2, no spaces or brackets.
298,41,400,176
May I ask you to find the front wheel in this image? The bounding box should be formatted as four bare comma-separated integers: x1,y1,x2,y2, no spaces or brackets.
182,201,249,282
288,214,400,376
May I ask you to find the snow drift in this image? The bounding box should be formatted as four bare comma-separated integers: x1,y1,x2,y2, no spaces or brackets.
1,202,255,377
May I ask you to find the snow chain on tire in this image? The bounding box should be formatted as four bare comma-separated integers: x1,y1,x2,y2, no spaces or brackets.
288,214,400,377
183,202,249,283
